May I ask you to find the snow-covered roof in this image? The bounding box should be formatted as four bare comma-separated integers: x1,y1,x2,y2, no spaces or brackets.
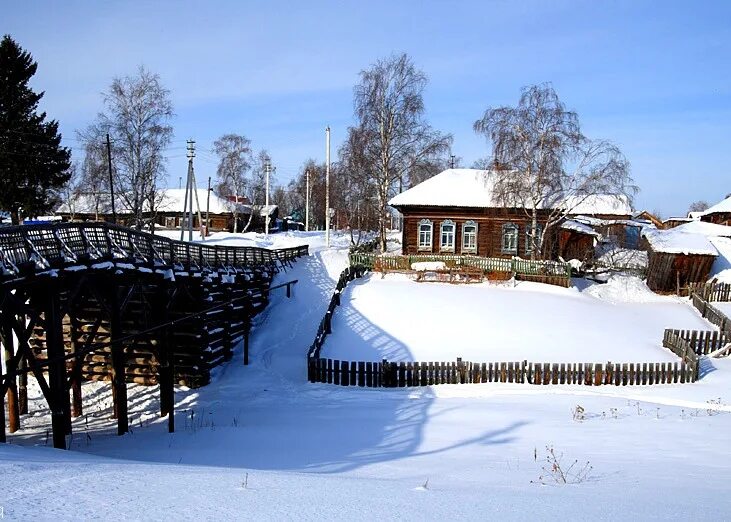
561,219,600,237
700,195,731,217
57,188,235,215
389,169,500,208
563,194,632,216
158,189,232,214
642,228,719,256
389,168,633,215
573,215,648,228
672,221,731,238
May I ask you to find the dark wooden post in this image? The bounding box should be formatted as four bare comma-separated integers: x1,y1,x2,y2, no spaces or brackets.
1,306,19,433
155,281,175,433
243,300,251,366
69,316,83,417
18,354,28,415
45,286,71,448
109,283,129,435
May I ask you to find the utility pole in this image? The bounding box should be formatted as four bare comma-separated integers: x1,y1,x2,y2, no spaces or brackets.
305,168,310,232
449,154,456,169
186,139,196,241
106,133,116,224
264,159,272,235
325,126,331,247
206,176,211,238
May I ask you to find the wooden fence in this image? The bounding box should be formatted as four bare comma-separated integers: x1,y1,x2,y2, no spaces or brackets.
687,281,731,302
664,328,731,356
307,357,699,387
307,265,367,363
662,330,700,382
306,265,701,387
349,253,571,287
690,293,731,333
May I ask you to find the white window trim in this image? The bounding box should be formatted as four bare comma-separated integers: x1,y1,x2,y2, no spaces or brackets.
461,220,478,254
502,223,518,254
417,219,433,251
440,219,455,252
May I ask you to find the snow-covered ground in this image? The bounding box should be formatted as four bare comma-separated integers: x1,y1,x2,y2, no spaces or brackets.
2,230,731,520
324,273,709,363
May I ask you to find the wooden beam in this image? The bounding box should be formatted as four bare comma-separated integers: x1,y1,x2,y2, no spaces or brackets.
1,303,19,433
44,286,70,449
109,283,129,435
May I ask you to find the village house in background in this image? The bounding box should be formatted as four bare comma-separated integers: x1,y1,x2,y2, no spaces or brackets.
56,188,278,233
699,195,731,226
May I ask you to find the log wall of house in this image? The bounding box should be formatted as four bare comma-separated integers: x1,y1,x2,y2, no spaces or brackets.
702,212,731,226
399,206,553,258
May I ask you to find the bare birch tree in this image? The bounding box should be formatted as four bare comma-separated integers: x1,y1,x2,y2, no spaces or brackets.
688,200,709,214
350,53,452,250
99,66,174,230
213,133,253,233
474,83,636,259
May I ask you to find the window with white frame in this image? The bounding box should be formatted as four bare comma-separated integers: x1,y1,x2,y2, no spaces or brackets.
501,223,518,254
462,220,478,253
525,224,543,254
418,219,433,250
440,220,455,251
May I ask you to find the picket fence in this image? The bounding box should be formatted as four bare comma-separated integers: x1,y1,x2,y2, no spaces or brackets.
687,281,731,302
306,265,701,387
349,253,571,287
690,293,731,333
307,357,698,387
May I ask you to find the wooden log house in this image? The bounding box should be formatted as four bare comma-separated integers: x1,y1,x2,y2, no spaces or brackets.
389,169,633,260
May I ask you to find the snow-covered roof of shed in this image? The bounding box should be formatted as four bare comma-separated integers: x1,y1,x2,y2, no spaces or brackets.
561,219,600,237
642,228,719,256
563,194,632,216
700,195,731,217
672,221,731,238
388,169,500,208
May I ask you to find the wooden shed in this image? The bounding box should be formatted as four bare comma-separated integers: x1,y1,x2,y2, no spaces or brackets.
558,219,600,261
641,228,718,292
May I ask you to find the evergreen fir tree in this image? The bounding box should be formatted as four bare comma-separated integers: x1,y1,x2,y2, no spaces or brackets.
0,34,71,224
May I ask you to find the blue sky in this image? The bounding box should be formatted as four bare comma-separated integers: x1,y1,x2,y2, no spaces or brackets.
5,0,731,217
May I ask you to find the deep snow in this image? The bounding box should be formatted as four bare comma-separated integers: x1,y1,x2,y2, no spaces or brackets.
323,273,709,363
1,230,731,521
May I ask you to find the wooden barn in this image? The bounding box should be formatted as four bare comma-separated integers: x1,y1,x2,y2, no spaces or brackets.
558,219,600,261
641,227,719,292
389,168,633,259
700,195,731,226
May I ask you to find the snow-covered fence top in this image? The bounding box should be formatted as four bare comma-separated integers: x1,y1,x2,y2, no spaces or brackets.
0,222,309,277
